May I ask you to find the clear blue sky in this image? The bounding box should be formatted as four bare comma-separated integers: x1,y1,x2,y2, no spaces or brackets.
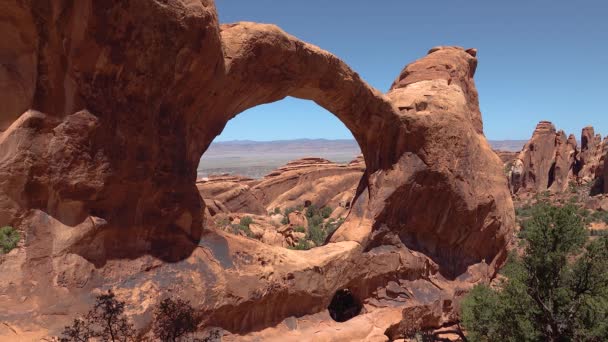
214,0,608,141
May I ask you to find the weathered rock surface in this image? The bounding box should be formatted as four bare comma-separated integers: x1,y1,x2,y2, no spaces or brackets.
578,126,603,182
0,1,514,340
517,121,560,192
196,175,266,215
252,157,365,213
197,157,364,222
495,150,519,164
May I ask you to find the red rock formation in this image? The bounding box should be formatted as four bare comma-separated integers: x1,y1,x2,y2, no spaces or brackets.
252,157,365,212
495,150,519,164
550,131,578,193
517,121,559,192
579,126,603,182
509,122,604,195
196,175,266,215
0,1,514,339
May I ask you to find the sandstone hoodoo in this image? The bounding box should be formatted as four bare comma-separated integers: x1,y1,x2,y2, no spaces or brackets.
507,121,607,197
0,1,514,340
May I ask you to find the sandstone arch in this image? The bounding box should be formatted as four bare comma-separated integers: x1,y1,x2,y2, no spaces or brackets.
0,0,514,338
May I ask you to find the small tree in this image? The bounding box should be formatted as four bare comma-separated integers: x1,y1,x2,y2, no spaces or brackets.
461,203,608,341
0,226,20,254
60,290,135,342
239,216,253,227
153,297,199,342
320,206,333,219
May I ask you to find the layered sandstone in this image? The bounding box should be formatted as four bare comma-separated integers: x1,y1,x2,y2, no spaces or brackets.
196,175,265,215
0,1,514,340
252,157,365,213
197,157,364,218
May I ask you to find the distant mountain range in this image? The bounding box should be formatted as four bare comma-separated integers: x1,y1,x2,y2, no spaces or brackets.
207,138,527,153
488,140,528,152
198,138,527,178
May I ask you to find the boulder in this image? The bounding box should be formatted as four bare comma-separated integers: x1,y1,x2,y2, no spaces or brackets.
287,211,307,229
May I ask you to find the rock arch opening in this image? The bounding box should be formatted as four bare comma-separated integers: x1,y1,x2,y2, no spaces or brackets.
197,97,366,250
328,289,363,322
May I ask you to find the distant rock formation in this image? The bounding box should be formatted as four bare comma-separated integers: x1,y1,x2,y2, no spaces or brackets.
197,157,365,218
506,122,606,196
196,175,265,215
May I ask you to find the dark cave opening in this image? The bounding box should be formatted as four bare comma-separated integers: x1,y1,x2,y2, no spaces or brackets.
328,289,362,322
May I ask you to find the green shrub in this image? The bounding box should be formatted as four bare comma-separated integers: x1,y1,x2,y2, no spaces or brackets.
590,229,608,237
307,214,323,228
153,297,198,342
293,226,306,233
273,207,281,214
307,224,326,246
231,224,253,238
325,217,344,235
305,205,318,218
320,206,333,219
514,203,535,220
461,203,608,341
289,239,311,250
60,290,135,342
589,210,608,224
282,207,296,224
0,226,20,254
239,216,253,227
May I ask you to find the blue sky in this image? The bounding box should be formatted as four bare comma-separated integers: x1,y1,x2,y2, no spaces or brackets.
214,0,608,141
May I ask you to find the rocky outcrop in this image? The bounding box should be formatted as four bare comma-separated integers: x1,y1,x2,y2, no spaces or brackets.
579,126,603,182
508,122,605,196
197,158,364,219
252,157,365,213
495,150,519,164
196,175,266,215
0,1,514,339
549,131,578,193
517,121,560,192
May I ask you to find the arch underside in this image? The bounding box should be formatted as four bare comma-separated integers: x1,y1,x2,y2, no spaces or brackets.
0,1,513,338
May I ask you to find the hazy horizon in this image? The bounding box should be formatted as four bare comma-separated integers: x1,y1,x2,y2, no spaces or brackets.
198,138,528,179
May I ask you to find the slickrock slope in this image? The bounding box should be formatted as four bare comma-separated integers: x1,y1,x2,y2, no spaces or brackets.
252,157,365,212
0,1,513,340
197,157,364,218
196,175,265,215
507,121,606,196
